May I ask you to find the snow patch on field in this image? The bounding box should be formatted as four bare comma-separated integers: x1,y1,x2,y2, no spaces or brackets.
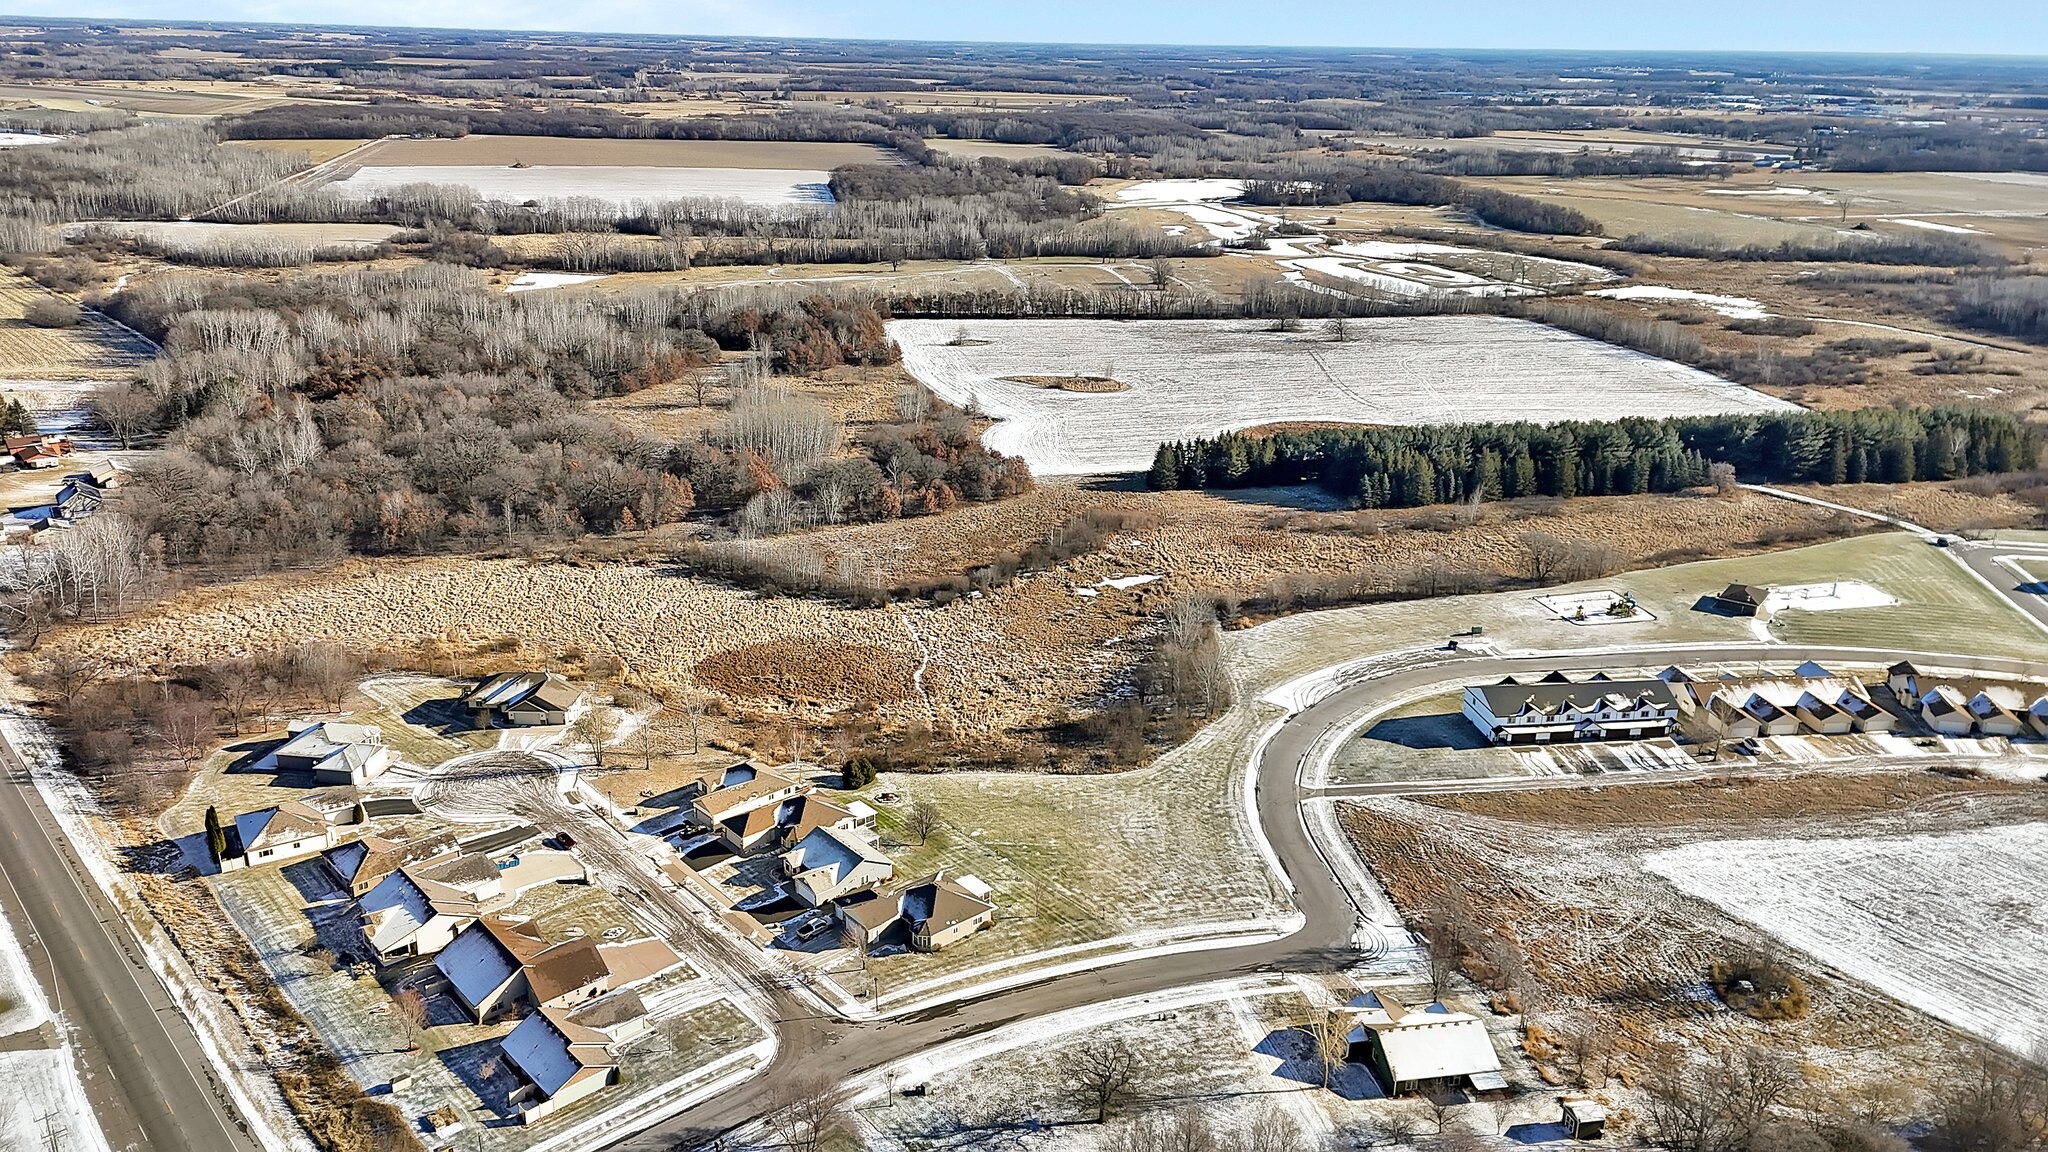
1761,580,1897,612
1887,218,1985,235
1588,285,1770,319
0,131,61,147
891,317,1798,475
0,895,51,1039
1114,179,1248,204
1644,823,2048,1056
1703,186,1823,197
0,1049,112,1152
328,164,837,208
505,271,609,293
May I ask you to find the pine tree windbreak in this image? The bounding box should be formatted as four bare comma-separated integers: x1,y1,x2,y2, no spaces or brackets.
1147,408,2035,508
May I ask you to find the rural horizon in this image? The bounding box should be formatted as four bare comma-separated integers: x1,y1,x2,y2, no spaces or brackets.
0,16,2045,1152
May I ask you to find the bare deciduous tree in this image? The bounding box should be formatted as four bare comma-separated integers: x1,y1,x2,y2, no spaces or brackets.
1069,1039,1141,1124
906,798,943,845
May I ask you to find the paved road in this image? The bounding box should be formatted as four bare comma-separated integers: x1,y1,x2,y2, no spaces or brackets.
0,737,261,1152
608,640,2048,1149
1952,537,2048,635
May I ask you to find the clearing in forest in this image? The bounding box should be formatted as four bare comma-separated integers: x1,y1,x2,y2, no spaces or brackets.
890,316,1798,475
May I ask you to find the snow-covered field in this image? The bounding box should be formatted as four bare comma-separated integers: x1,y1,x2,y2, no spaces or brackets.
1887,217,1986,235
0,131,61,148
504,271,609,293
1644,823,2048,1055
1534,590,1657,625
891,317,1799,475
326,165,837,208
1588,284,1771,319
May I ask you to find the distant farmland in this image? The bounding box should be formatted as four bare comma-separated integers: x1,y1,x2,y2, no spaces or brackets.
324,135,901,209
890,317,1798,475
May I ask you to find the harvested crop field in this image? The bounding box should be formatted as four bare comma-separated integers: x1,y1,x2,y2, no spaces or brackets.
0,270,155,379
890,317,1799,475
1645,823,2048,1056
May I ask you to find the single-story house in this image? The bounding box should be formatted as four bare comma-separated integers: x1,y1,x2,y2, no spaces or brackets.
839,872,996,953
691,768,809,852
1704,694,1762,740
1966,689,2027,737
465,672,583,727
1713,583,1770,616
501,1006,618,1124
70,463,123,490
1792,691,1852,736
1919,685,1975,737
358,851,504,962
1835,691,1896,734
1346,990,1507,1096
5,434,74,470
225,801,340,870
1461,677,1681,745
321,832,456,898
437,915,686,1024
781,825,894,907
272,720,394,786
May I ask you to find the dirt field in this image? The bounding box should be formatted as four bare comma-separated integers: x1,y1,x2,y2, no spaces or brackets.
350,135,898,169
923,139,1076,160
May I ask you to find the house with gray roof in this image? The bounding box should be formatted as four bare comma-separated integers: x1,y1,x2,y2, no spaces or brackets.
1461,677,1680,744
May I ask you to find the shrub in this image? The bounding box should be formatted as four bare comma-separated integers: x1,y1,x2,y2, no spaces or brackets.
23,297,79,328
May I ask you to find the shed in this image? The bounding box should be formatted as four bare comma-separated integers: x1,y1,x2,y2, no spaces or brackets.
1561,1097,1607,1139
1713,583,1769,616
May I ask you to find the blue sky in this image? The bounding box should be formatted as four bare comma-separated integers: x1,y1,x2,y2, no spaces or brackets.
11,0,2048,55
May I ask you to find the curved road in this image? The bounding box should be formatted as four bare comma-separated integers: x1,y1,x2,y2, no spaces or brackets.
608,641,2048,1149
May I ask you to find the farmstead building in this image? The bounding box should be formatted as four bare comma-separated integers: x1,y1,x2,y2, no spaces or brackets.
1462,676,1681,744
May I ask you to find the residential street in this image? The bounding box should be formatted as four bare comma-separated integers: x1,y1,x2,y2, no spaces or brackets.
0,736,261,1152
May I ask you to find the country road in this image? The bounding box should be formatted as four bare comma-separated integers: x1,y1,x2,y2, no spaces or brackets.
0,729,261,1152
604,640,2048,1149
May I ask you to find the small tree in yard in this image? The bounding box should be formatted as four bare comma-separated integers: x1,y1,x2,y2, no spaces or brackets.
906,797,942,845
569,704,619,768
204,805,227,865
1302,1010,1353,1090
393,987,430,1043
1070,1039,1141,1123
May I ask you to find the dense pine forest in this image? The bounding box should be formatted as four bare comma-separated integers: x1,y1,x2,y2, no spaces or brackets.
1147,409,2039,507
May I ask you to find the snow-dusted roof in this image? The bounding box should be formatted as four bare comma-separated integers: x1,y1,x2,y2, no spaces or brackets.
1350,995,1502,1085
435,918,534,1009
783,826,887,885
234,801,327,854
501,1009,611,1098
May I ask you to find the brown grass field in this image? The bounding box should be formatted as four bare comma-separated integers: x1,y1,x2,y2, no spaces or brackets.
0,80,291,116
353,135,899,169
224,137,369,163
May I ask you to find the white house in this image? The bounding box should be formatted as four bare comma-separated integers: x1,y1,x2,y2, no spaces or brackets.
1461,677,1680,744
466,672,583,727
1919,686,1975,736
781,825,894,907
272,720,394,786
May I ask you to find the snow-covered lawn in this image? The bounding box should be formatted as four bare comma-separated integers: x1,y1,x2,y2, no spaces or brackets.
890,317,1798,475
1588,285,1770,319
505,272,609,293
327,165,836,208
1644,823,2048,1055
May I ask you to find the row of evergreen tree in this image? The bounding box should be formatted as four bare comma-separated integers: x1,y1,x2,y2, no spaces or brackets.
1145,409,2037,508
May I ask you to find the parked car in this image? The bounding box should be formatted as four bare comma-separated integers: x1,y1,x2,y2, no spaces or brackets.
554,831,576,850
793,915,835,942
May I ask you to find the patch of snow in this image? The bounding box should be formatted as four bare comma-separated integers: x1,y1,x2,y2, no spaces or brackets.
0,890,52,1037
1702,186,1822,197
1645,823,2048,1056
1761,580,1897,612
505,271,609,293
1098,574,1161,591
0,1049,112,1152
1283,258,1535,298
0,131,61,147
1113,179,1248,204
1326,240,1471,259
1588,284,1770,320
1887,217,1985,235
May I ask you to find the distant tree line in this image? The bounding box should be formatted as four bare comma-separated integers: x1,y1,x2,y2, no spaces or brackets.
1242,166,1602,236
1147,408,2038,507
1611,231,2004,268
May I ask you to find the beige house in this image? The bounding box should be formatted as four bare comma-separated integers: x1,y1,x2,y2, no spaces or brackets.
226,801,341,870
321,832,456,898
691,765,808,852
781,825,894,907
840,871,996,953
1346,990,1507,1096
502,1006,618,1124
358,851,505,962
436,915,685,1024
